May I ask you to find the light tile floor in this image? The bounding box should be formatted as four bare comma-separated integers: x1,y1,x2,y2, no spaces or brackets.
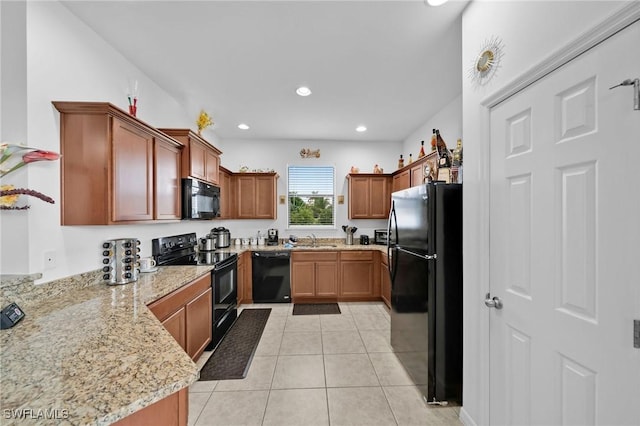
190,302,461,426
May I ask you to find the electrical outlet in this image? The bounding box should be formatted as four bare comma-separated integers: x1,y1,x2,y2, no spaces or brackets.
44,250,57,269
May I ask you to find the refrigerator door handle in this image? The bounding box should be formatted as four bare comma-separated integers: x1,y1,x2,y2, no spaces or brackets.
396,246,438,260
387,201,398,283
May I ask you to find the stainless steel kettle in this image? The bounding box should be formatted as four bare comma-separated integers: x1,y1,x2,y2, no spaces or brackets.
210,227,231,248
199,236,217,251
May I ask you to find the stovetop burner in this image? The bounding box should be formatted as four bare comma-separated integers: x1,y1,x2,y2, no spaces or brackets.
152,233,237,268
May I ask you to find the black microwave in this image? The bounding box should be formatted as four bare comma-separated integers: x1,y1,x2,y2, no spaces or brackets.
182,178,220,220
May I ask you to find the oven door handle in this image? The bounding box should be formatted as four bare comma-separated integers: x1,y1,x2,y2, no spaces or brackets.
214,255,238,271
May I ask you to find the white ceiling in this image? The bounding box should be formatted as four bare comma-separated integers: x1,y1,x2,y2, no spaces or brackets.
61,0,468,143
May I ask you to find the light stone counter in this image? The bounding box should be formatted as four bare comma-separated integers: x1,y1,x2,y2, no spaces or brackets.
223,240,388,254
0,265,214,426
0,243,387,425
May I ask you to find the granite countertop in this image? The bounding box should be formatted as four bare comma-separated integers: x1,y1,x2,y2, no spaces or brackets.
0,265,214,426
0,243,387,425
226,241,388,253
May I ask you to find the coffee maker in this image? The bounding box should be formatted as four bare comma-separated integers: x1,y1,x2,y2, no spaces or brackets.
267,229,279,246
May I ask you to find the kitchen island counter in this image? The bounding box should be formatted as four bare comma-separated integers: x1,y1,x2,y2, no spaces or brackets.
0,265,214,425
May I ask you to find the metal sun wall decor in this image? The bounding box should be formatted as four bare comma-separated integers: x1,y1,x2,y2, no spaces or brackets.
300,148,320,158
468,35,505,87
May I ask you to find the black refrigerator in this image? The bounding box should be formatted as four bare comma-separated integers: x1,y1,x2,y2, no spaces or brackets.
388,182,462,404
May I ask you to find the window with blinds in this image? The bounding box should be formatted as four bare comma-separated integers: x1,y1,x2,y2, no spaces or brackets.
288,165,335,228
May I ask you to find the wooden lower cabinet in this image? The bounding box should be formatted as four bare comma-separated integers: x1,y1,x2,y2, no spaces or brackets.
339,251,379,300
237,251,253,305
291,252,339,301
148,273,212,361
161,307,186,350
291,251,384,302
238,251,253,304
113,388,188,426
380,252,391,308
185,288,212,360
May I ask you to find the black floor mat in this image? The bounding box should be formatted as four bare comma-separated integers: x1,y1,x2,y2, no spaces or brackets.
199,308,271,381
293,303,341,315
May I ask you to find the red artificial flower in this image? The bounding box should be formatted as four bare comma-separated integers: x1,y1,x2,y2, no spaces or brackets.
22,150,60,164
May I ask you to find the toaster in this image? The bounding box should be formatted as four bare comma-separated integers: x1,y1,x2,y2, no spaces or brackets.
373,229,389,245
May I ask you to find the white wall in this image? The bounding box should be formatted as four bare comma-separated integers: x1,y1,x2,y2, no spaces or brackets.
1,1,402,283
401,94,462,162
220,138,401,241
0,0,29,277
0,0,222,282
460,1,629,425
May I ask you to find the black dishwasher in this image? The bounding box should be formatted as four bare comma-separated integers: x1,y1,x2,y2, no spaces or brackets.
252,251,291,303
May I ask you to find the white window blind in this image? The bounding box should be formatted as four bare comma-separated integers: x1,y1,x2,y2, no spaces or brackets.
288,165,335,227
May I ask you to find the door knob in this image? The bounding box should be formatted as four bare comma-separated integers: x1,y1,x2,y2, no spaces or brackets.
485,293,503,309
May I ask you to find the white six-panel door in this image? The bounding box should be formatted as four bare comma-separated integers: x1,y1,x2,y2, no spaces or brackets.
488,21,640,425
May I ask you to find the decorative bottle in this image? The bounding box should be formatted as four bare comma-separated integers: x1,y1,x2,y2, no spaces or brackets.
398,154,404,169
408,153,413,164
452,139,463,166
436,130,451,168
430,129,437,151
418,140,426,158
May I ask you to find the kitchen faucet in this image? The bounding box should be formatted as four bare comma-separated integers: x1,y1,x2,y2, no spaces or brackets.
306,234,317,246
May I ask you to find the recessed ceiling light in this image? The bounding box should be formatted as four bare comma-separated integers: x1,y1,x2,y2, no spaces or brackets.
356,126,367,132
426,0,449,6
296,86,312,97
238,123,250,130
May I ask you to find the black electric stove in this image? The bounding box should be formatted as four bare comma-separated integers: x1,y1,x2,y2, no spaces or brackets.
152,232,239,350
152,232,237,269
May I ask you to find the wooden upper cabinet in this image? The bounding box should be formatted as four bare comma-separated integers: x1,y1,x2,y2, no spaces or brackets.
410,163,424,188
392,169,410,193
53,101,183,225
369,175,391,218
236,175,256,218
234,173,277,219
348,174,391,219
154,137,182,220
189,140,207,180
390,151,438,190
218,167,233,219
205,149,220,184
159,129,222,186
112,119,154,221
